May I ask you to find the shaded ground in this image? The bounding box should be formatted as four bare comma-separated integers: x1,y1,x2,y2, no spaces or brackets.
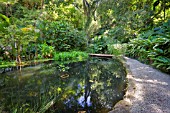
109,57,170,113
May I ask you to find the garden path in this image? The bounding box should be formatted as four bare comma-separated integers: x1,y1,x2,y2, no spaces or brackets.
109,57,170,113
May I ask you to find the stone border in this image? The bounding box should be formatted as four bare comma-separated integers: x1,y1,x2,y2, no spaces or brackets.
108,57,137,113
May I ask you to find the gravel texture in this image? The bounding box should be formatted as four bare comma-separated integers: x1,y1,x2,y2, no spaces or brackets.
109,57,170,113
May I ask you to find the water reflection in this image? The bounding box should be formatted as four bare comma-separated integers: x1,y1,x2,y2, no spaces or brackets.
0,58,127,113
78,94,92,107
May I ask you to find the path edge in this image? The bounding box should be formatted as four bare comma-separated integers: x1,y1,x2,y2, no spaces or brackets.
108,57,136,113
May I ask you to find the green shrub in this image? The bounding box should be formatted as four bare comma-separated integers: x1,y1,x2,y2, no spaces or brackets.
0,13,10,32
37,21,87,52
54,51,88,62
89,35,126,56
107,44,127,56
126,20,170,73
39,43,55,58
89,36,108,54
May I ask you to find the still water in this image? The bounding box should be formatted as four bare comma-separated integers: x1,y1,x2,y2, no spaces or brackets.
0,58,127,113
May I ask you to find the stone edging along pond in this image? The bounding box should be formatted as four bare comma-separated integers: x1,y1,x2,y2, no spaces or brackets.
88,54,134,113
108,57,135,113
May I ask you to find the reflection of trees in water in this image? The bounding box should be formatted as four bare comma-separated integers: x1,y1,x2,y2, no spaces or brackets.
86,58,127,111
0,58,126,113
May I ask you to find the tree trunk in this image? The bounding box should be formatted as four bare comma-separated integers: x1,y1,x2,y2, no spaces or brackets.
17,42,21,65
83,0,93,47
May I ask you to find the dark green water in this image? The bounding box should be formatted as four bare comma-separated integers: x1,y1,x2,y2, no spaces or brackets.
0,58,127,113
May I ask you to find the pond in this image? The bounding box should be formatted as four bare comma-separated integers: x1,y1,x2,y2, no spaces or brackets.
0,57,127,113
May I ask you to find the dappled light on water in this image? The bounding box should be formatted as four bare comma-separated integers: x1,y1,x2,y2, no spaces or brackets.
0,58,127,113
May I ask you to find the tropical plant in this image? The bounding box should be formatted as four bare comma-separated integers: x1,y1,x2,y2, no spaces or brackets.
39,43,55,58
0,18,38,62
89,35,108,54
107,44,127,56
0,13,10,32
54,51,88,62
126,20,170,73
37,20,87,52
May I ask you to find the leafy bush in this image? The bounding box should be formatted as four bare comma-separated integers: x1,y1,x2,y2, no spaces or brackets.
126,20,170,73
0,13,10,32
37,21,87,52
89,36,108,54
54,51,88,62
38,43,55,58
107,44,127,56
107,26,131,43
89,35,126,56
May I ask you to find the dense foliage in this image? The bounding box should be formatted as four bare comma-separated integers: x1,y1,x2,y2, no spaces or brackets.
0,0,170,67
126,20,170,73
0,1,87,63
54,51,88,62
37,21,86,51
0,0,170,112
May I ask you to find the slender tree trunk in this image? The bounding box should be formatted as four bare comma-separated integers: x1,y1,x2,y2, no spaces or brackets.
85,16,92,46
11,44,15,60
17,42,21,65
83,0,92,46
41,0,44,9
163,0,166,20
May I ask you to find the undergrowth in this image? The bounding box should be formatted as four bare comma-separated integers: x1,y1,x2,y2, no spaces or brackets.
126,20,170,73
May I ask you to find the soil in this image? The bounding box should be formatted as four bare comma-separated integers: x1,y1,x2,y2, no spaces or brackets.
109,57,170,113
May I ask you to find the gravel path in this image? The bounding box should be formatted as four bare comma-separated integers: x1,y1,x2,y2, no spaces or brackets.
109,57,170,113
